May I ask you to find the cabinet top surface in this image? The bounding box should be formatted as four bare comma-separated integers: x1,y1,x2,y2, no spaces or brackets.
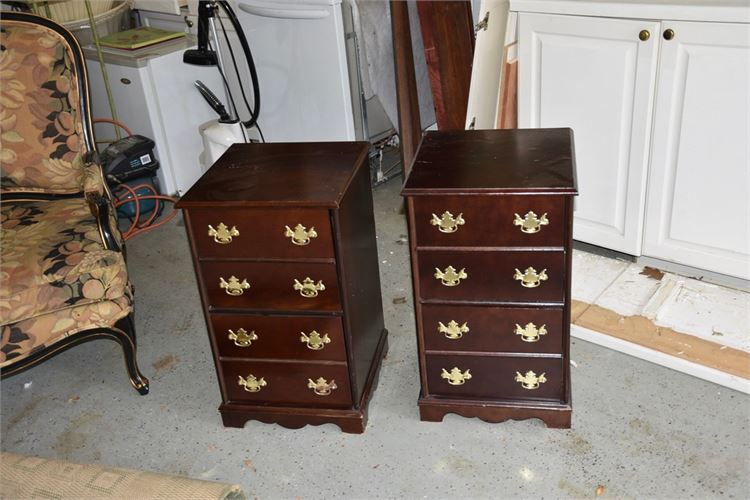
177,141,369,208
402,129,578,195
510,0,750,23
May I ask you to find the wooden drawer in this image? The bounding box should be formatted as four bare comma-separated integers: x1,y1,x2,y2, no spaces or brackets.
221,360,352,407
211,313,347,361
417,250,566,304
425,354,564,402
187,208,335,260
200,262,341,312
411,195,565,248
421,305,564,354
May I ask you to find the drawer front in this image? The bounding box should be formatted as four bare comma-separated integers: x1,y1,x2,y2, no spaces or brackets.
425,354,564,402
418,250,566,304
201,262,341,312
411,195,566,248
222,360,352,407
211,314,347,361
421,305,564,354
187,208,335,259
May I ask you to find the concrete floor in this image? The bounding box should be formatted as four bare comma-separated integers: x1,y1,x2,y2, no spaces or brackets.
1,179,748,499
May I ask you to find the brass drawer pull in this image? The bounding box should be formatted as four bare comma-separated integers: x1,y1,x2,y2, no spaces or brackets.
293,277,325,298
300,330,331,350
513,211,549,234
208,222,239,244
438,320,469,340
515,323,546,343
441,367,472,385
514,267,548,288
307,377,337,396
434,266,467,287
430,211,465,233
228,328,257,347
220,275,251,296
515,370,546,390
284,224,317,246
238,373,266,392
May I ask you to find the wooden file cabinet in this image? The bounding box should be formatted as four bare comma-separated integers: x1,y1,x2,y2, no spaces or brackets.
402,129,577,428
177,142,388,434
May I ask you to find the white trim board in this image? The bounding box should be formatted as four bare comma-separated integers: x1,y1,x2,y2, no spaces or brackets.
572,324,750,395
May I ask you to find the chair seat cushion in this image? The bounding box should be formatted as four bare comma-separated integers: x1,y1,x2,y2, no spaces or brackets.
0,198,132,366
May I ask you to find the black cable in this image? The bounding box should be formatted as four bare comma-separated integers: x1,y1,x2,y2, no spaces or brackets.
217,0,261,129
208,38,248,143
215,6,265,143
255,122,266,143
215,13,259,142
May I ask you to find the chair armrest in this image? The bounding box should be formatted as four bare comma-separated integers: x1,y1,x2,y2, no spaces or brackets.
87,191,122,252
82,151,122,252
82,150,105,196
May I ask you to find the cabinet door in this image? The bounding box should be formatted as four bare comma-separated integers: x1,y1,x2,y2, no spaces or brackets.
518,13,659,254
643,22,750,279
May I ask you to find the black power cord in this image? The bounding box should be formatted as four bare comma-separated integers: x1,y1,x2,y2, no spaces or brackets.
216,0,263,137
208,37,248,143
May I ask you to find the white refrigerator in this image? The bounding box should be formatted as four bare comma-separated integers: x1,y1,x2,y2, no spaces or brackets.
140,0,365,143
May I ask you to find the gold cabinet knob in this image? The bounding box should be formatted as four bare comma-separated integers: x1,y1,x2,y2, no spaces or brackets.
307,377,337,396
238,373,266,392
284,224,317,246
441,367,472,385
514,370,547,390
515,323,547,343
219,275,251,296
513,211,549,234
434,266,468,287
430,211,465,233
228,328,258,347
513,267,548,288
438,320,469,340
639,29,650,41
663,28,675,40
208,222,239,244
300,330,331,350
293,277,325,298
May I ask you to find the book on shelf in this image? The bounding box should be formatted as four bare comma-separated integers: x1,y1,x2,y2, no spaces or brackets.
98,27,186,50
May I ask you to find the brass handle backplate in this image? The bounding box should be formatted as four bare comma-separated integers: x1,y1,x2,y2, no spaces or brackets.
208,222,239,244
513,267,548,288
293,277,325,298
238,374,266,392
515,370,547,390
438,320,469,340
513,211,549,234
441,367,472,385
434,266,468,287
639,29,650,41
284,224,317,246
300,330,331,350
515,323,547,343
220,276,250,296
663,28,675,40
307,377,337,396
228,328,258,347
430,211,465,233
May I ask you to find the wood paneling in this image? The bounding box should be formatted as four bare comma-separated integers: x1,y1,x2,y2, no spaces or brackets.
417,1,475,130
390,1,422,173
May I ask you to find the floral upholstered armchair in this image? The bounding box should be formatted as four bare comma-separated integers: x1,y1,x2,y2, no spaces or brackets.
0,12,148,394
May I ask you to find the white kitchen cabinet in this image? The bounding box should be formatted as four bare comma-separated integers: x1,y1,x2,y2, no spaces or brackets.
517,13,659,254
513,0,750,279
643,21,750,280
